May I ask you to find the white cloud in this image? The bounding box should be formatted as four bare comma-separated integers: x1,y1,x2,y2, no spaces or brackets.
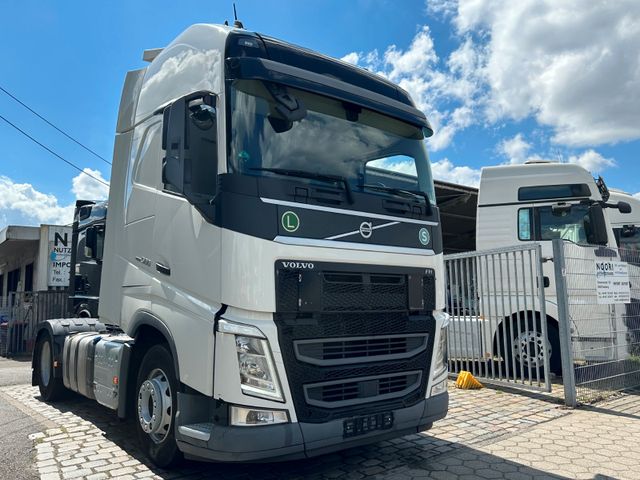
499,134,532,164
0,169,109,228
340,52,360,65
344,0,640,156
566,149,615,173
431,158,481,187
71,168,110,200
450,0,640,146
0,176,74,226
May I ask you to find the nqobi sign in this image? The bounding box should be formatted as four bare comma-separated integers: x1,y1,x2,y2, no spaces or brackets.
594,260,631,305
48,226,73,287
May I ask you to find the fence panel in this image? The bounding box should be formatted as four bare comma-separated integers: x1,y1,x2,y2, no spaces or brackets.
445,244,551,391
555,240,640,404
1,290,69,357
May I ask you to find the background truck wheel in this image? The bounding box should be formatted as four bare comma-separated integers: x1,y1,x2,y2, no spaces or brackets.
135,344,182,468
500,316,562,378
35,335,67,401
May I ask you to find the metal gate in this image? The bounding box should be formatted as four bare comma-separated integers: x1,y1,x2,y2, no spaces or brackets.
553,239,640,406
444,244,552,392
0,291,69,357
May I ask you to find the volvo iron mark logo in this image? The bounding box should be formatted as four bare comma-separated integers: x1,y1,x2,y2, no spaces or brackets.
359,221,373,239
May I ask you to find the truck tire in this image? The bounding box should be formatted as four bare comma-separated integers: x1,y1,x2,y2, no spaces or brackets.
135,344,182,468
34,335,67,401
502,316,562,378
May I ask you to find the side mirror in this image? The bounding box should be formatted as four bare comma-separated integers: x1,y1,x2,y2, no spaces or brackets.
617,201,632,214
161,91,218,221
552,203,572,216
161,100,186,193
84,226,104,262
587,203,609,246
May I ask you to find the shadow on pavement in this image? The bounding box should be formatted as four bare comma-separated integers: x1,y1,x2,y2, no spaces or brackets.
38,392,570,480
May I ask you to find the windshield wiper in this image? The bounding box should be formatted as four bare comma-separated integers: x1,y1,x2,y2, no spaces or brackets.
361,184,432,215
250,167,354,204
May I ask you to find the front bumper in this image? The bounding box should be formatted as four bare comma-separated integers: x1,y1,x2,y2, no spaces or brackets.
175,392,448,463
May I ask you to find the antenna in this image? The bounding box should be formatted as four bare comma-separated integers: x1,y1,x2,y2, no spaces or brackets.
233,2,244,28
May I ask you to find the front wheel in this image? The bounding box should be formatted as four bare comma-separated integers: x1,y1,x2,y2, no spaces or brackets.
501,318,562,378
35,335,67,401
135,344,182,468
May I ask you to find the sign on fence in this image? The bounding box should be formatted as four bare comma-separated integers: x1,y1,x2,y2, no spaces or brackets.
595,260,630,305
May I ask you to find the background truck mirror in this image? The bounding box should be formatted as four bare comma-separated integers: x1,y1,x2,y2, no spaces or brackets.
617,201,632,214
84,226,104,262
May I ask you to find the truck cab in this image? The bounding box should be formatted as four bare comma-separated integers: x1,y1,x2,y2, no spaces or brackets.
609,189,640,256
465,161,630,373
33,24,449,466
68,200,107,318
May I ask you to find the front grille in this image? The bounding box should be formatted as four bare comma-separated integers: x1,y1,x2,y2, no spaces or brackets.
294,334,428,366
304,371,422,408
322,272,407,311
275,311,435,423
275,261,437,424
276,265,436,313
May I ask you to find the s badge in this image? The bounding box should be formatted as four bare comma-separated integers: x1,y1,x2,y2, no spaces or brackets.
418,227,430,246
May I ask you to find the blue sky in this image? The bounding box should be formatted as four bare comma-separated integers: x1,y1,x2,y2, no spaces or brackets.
1,0,639,227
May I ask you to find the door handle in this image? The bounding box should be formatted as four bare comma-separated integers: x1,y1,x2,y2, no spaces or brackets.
156,262,171,276
536,276,550,288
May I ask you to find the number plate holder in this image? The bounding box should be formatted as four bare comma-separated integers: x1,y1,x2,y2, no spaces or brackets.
343,412,394,438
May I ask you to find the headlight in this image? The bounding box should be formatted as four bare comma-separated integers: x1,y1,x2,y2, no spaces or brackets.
433,326,448,378
235,335,284,401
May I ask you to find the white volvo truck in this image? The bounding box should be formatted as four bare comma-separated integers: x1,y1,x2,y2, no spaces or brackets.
448,161,631,374
32,24,449,466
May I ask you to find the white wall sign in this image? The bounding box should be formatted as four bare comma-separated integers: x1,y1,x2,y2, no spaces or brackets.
595,260,631,305
48,226,73,287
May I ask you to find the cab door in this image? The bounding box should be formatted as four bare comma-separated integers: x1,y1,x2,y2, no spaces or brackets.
151,92,222,395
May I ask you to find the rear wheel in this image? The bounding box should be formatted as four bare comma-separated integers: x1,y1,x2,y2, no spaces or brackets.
34,335,66,401
135,344,182,468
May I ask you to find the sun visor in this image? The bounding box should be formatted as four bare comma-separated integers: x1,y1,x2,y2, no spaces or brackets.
226,57,433,136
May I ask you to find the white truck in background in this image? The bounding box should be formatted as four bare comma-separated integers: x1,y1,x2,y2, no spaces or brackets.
609,189,640,252
32,23,449,466
448,161,631,375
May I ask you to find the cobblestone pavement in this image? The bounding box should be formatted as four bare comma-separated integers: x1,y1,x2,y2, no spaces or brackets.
1,380,639,480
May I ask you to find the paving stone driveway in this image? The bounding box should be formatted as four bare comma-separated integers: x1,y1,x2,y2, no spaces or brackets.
2,382,639,480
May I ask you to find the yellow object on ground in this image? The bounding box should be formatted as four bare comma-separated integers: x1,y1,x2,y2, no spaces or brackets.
455,371,484,389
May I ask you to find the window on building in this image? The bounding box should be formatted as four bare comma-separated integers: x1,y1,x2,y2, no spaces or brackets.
7,268,20,293
25,263,34,292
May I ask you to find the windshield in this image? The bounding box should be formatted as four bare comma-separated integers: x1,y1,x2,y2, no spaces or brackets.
614,226,640,263
227,79,435,202
538,205,599,244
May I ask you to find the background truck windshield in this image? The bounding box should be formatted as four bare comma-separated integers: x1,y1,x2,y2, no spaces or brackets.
228,79,436,202
519,204,606,245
